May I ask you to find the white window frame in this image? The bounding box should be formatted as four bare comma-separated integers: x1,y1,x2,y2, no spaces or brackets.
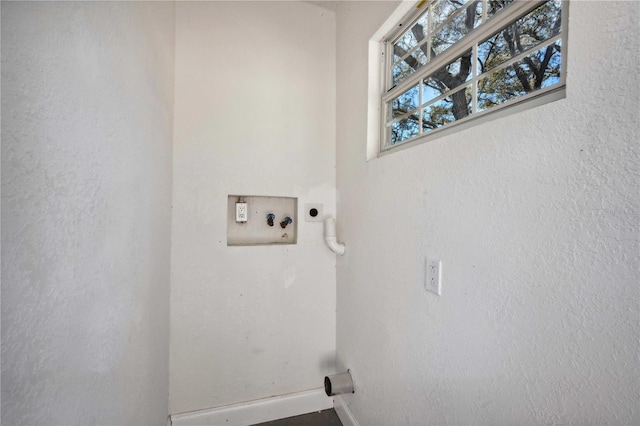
367,0,568,158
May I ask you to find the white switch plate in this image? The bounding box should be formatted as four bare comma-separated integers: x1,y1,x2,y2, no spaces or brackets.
425,257,442,295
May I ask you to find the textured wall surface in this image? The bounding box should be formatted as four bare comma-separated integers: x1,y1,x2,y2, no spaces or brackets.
170,2,337,414
1,2,175,424
336,1,639,424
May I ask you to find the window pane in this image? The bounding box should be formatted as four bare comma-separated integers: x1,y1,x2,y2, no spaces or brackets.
431,2,482,56
393,14,429,56
477,41,562,112
486,0,513,18
430,0,471,30
394,26,420,55
392,48,428,86
391,85,420,120
392,14,429,86
391,112,420,145
422,50,472,104
477,0,562,75
422,85,472,132
391,113,420,145
392,62,414,87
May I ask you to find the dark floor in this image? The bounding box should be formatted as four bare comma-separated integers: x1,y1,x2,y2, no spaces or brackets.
252,409,343,426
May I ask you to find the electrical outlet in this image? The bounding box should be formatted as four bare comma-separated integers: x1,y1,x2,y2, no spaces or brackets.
425,257,442,295
235,202,248,222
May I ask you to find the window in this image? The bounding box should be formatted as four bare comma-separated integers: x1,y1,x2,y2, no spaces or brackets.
380,0,567,152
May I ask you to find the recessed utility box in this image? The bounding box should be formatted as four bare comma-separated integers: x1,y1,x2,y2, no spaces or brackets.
227,195,297,246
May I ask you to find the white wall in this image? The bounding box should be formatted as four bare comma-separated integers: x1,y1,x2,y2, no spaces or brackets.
1,2,175,424
170,1,336,414
336,1,639,424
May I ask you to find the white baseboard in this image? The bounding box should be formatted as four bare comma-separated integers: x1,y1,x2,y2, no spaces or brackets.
334,394,359,426
170,389,333,426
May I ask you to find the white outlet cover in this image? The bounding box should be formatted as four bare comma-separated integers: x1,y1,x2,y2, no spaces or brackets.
425,257,442,296
304,203,323,222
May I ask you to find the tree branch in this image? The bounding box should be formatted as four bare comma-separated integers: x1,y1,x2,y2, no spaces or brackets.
503,25,533,91
394,45,420,70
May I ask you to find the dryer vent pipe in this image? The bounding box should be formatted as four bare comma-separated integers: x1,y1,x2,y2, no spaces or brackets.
324,371,354,396
324,217,345,256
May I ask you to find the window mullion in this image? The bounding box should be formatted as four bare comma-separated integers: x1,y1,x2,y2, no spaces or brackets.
392,39,429,69
418,79,424,134
426,2,431,62
482,0,487,24
418,83,471,114
560,0,569,86
387,107,420,126
472,43,478,115
385,42,392,95
383,38,468,103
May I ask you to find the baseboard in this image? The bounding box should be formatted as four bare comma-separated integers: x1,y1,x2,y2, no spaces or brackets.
170,389,333,426
333,394,359,426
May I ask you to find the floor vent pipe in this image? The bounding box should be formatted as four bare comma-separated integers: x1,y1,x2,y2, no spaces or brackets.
324,371,354,396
